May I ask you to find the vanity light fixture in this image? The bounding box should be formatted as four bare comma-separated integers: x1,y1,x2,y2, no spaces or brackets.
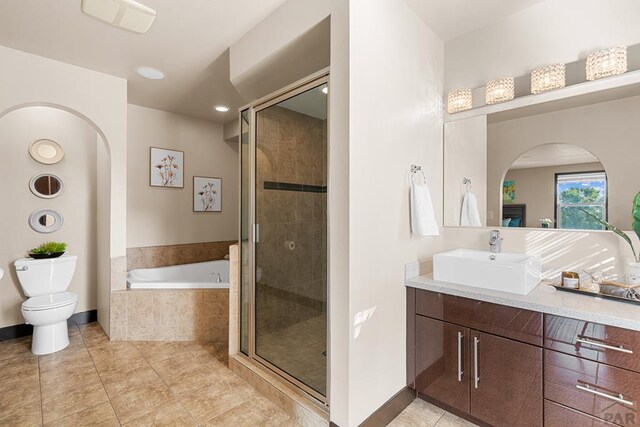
485,77,515,105
447,89,472,113
214,105,230,112
586,46,627,81
531,63,566,94
136,66,164,80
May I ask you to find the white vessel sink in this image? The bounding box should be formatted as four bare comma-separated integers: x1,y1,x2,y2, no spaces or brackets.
433,249,542,295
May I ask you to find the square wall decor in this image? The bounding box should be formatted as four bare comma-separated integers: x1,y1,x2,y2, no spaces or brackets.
150,147,184,188
193,176,222,212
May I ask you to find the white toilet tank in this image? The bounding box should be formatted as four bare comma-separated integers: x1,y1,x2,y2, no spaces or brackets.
14,255,78,297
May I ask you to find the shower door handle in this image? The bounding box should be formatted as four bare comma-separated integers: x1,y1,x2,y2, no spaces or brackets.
253,224,260,243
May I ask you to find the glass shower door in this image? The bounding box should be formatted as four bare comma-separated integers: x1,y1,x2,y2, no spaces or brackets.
253,80,328,400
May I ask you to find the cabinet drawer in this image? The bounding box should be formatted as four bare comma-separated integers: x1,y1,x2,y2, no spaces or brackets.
545,315,640,373
545,350,640,426
545,401,617,427
415,289,542,346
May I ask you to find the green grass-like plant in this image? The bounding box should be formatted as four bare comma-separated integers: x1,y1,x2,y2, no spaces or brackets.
581,191,640,263
31,242,67,254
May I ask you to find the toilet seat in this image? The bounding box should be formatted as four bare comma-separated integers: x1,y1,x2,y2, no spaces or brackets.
22,292,78,312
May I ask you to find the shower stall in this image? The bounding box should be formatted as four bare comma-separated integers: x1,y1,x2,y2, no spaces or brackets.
239,71,329,404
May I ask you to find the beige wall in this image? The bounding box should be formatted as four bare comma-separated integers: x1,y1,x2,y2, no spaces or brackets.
0,46,128,334
487,95,640,230
0,107,99,328
127,105,238,248
501,162,603,228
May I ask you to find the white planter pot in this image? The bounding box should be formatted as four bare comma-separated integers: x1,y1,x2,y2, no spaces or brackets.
628,262,640,285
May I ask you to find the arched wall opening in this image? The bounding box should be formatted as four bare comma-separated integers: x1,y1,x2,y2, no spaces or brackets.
0,104,111,330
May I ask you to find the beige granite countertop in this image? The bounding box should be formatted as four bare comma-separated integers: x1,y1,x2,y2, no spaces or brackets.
406,274,640,331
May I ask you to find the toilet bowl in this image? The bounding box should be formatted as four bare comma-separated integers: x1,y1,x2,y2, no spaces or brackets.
15,255,78,355
21,292,78,355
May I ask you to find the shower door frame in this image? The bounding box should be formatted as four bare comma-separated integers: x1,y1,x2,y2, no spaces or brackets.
240,68,330,406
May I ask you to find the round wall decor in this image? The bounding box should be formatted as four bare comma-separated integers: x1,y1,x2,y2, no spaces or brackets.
28,139,65,165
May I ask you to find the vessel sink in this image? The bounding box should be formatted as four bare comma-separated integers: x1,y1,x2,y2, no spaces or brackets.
433,249,542,295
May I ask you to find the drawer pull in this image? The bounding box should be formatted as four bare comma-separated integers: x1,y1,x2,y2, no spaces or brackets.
473,336,480,389
457,331,464,382
576,384,634,406
576,336,634,354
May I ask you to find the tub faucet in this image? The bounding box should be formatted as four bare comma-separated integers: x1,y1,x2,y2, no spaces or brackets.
212,272,222,283
489,230,502,253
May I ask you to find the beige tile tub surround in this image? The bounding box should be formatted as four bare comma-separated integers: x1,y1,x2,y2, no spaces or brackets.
126,240,238,270
110,289,229,343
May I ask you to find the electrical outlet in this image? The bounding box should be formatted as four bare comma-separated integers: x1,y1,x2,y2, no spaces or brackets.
487,210,494,220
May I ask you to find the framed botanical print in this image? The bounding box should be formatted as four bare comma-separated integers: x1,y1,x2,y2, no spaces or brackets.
193,176,222,212
150,147,184,188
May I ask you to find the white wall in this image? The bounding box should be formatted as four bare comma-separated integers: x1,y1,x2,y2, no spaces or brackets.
127,105,238,248
0,46,127,333
445,0,640,92
347,0,444,424
0,107,99,328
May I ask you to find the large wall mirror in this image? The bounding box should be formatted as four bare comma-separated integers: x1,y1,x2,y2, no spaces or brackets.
444,85,640,232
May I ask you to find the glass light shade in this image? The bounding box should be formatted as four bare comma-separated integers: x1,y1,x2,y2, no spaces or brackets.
485,77,515,105
447,89,472,113
531,64,566,94
586,46,627,81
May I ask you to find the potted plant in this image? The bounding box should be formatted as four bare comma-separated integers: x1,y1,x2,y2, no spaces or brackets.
29,242,67,259
581,192,640,285
539,218,553,228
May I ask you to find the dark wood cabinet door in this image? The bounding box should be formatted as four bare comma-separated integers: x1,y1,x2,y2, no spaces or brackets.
470,331,543,426
545,401,618,427
415,290,543,346
545,315,640,373
415,315,470,413
545,350,640,426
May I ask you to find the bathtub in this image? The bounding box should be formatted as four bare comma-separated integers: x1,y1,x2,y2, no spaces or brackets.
127,260,230,290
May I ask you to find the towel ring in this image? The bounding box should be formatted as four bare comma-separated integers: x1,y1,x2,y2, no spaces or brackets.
411,165,426,184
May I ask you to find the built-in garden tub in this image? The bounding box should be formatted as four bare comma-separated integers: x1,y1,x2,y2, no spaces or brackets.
127,260,230,290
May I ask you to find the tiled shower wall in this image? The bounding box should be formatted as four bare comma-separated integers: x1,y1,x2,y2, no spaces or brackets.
255,106,327,335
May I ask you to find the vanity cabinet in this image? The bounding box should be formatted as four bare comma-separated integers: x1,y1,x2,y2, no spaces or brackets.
411,289,543,427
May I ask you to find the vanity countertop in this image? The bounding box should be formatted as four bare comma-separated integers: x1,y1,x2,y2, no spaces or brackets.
406,274,640,331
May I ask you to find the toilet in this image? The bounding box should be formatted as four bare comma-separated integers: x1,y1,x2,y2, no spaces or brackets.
14,255,78,355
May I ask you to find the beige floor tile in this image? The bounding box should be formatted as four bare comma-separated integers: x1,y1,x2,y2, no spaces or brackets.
109,381,174,425
44,402,119,427
99,365,165,397
0,399,43,427
203,395,290,426
122,401,196,427
78,323,110,348
0,337,33,363
38,346,94,375
0,353,39,381
435,412,478,427
389,399,445,427
40,364,103,396
89,342,148,374
41,382,110,425
162,365,230,398
0,368,41,413
180,381,257,423
132,341,187,364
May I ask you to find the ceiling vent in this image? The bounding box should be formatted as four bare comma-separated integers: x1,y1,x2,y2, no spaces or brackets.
81,0,156,34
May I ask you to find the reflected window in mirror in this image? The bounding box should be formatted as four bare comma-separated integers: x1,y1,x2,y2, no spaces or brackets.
555,171,607,230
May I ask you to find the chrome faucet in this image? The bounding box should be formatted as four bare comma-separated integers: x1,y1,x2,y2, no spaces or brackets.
489,230,502,253
212,272,222,283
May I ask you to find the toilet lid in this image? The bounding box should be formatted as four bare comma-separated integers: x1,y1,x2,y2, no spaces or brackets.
22,292,78,311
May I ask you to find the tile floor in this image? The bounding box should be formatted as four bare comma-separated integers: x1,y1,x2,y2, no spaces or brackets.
0,322,296,426
390,399,479,427
0,321,476,427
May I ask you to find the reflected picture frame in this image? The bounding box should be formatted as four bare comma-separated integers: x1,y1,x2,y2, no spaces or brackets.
149,147,184,188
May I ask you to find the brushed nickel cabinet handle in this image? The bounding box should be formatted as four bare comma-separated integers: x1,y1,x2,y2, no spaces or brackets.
457,331,464,382
473,336,480,389
576,336,633,354
576,384,634,406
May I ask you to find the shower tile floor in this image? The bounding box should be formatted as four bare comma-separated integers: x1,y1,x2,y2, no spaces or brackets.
0,322,297,426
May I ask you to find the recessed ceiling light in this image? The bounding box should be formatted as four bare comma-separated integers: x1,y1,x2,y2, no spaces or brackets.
322,86,328,94
81,0,156,34
136,66,164,80
214,106,230,112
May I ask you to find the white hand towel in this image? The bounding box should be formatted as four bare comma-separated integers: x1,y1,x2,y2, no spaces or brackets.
410,177,439,236
460,190,482,227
